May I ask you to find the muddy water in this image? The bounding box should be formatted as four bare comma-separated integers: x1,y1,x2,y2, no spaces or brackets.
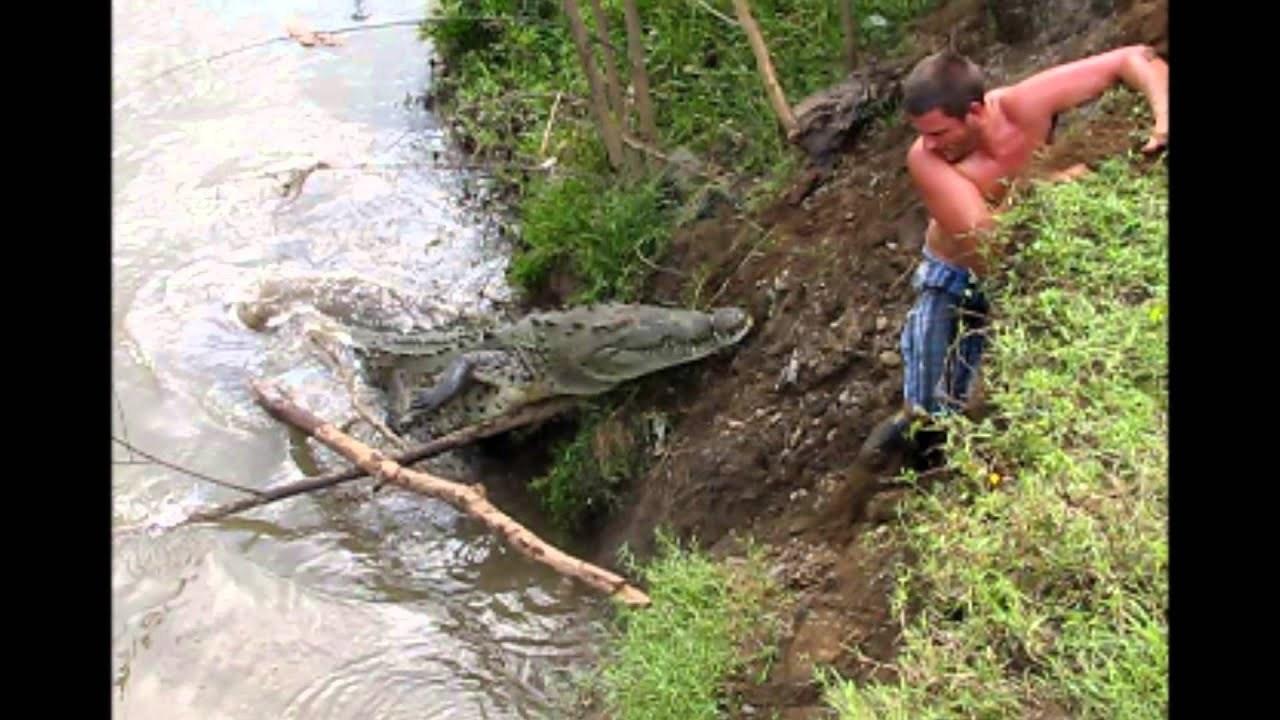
112,1,605,718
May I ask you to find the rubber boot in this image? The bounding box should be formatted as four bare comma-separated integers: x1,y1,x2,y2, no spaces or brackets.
855,407,915,474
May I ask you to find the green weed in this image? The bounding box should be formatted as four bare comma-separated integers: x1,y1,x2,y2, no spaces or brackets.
599,531,782,720
529,400,646,535
513,172,675,303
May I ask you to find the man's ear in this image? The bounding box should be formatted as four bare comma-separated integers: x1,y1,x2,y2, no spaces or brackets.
964,100,985,127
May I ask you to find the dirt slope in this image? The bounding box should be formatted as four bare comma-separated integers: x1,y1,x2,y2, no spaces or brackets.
584,0,1168,715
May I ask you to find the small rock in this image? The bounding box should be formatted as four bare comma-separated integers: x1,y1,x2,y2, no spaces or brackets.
774,270,791,292
875,315,889,332
844,211,855,222
887,241,899,250
879,351,901,367
777,350,801,389
743,704,757,715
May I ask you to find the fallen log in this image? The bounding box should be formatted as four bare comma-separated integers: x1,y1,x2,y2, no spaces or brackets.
182,397,579,525
249,380,651,607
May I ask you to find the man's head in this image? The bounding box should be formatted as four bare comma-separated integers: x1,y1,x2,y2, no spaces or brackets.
903,51,987,162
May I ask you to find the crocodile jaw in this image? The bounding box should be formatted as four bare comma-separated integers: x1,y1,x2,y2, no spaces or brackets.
566,306,753,386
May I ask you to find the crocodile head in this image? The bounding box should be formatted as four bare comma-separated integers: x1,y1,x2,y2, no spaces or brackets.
538,304,754,390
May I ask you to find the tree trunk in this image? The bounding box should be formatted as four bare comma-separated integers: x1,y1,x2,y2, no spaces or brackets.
839,0,859,72
622,0,659,145
564,0,627,170
250,381,651,607
587,0,627,125
731,0,797,135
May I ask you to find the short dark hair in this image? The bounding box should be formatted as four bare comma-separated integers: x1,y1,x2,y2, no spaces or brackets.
903,51,985,119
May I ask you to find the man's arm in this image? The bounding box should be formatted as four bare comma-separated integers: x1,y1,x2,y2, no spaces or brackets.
1003,45,1169,153
907,140,996,275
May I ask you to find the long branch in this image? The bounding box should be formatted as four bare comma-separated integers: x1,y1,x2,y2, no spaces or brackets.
181,397,578,525
249,380,650,606
622,0,658,144
587,0,627,126
563,0,627,170
730,0,797,134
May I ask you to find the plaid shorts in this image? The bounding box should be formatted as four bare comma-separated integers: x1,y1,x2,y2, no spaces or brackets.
900,250,990,415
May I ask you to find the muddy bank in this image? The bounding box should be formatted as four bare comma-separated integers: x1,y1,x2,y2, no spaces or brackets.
569,0,1168,715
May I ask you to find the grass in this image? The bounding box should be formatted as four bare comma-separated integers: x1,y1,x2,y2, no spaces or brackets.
820,153,1168,718
422,0,938,302
512,172,674,303
529,398,648,535
597,531,782,720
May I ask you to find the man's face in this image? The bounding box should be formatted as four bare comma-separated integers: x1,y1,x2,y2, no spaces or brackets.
911,107,979,162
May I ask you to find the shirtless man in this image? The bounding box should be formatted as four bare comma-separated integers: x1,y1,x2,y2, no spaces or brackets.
857,45,1169,471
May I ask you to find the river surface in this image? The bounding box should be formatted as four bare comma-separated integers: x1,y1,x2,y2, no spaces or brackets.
111,1,607,717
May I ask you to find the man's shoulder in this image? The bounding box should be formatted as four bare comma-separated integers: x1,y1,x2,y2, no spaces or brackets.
906,136,926,162
990,83,1055,131
906,140,956,179
905,139,937,180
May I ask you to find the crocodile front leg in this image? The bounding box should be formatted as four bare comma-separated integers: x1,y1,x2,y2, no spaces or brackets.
391,350,516,432
409,355,476,416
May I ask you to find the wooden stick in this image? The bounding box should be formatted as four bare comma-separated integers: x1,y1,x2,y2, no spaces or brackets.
730,0,797,135
563,0,628,170
587,0,627,124
249,381,651,607
838,0,860,73
619,132,730,182
540,91,564,157
622,0,658,145
182,397,578,525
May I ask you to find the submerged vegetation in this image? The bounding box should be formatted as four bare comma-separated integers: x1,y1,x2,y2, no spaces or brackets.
822,154,1168,718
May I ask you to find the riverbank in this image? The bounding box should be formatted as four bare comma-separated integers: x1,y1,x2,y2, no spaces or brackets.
418,1,1168,717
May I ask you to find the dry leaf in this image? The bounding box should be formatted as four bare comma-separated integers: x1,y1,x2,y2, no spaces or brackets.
285,20,345,48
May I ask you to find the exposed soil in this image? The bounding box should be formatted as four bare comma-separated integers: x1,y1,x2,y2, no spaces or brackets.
560,0,1168,716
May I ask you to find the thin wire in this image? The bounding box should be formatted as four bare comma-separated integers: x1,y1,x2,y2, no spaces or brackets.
111,436,265,497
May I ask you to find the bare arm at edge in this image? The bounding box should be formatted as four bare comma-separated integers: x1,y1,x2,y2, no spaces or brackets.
1002,45,1169,153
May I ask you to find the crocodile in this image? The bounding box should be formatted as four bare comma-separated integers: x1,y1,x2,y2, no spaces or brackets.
346,303,754,439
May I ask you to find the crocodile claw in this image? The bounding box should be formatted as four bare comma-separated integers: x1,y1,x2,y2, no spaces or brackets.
386,410,409,435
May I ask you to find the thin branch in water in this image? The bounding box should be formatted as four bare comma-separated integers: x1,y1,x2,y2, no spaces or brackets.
110,437,266,497
131,17,475,88
181,397,578,525
113,388,135,462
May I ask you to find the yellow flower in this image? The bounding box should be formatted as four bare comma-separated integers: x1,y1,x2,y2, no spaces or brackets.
988,473,1003,487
